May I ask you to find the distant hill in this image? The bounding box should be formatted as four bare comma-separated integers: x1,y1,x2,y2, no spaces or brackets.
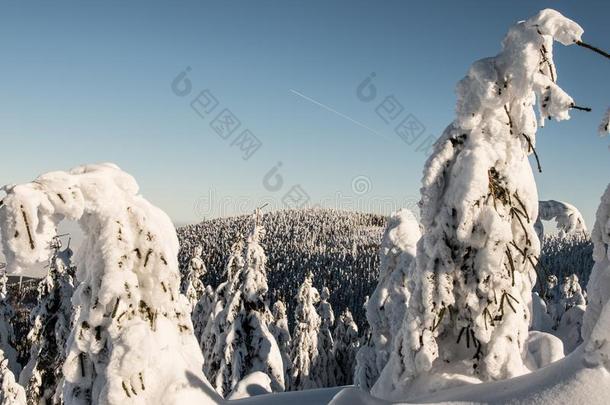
177,209,387,329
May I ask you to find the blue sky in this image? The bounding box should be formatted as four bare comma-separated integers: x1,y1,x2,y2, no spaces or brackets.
0,0,608,227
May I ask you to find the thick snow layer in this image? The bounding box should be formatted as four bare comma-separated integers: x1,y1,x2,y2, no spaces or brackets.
227,372,272,400
229,386,343,405
535,200,587,239
356,210,420,390
0,164,220,405
374,9,584,400
0,274,19,377
0,349,26,405
582,184,610,367
331,347,610,405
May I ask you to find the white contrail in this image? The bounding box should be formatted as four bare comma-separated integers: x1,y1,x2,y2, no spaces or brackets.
289,89,390,140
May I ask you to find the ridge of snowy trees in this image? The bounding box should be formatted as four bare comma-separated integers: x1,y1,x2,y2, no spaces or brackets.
178,210,385,330
373,9,592,401
0,164,220,404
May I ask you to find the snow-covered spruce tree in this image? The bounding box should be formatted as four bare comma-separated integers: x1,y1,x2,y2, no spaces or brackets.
0,272,19,378
19,238,75,405
290,273,320,390
553,274,587,353
183,245,207,311
269,300,292,390
0,164,220,404
333,309,359,386
312,286,336,388
535,200,587,240
192,284,214,342
582,184,610,366
355,209,421,390
373,10,588,400
559,274,586,313
0,350,26,405
201,237,244,380
212,212,285,397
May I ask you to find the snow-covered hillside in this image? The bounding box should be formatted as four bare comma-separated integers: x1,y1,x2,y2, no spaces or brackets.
177,210,386,329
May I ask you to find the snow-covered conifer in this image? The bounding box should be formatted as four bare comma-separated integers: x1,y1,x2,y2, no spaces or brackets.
201,237,244,380
192,284,214,341
290,273,320,390
354,328,376,391
374,10,587,400
0,164,220,404
269,300,292,389
582,184,610,366
0,273,19,378
183,245,207,311
19,238,75,404
212,212,285,396
356,209,420,390
0,350,25,405
312,287,336,388
559,274,586,311
535,200,587,240
333,309,359,386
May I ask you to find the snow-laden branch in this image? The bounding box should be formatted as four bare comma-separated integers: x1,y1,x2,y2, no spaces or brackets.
0,164,219,405
535,200,588,239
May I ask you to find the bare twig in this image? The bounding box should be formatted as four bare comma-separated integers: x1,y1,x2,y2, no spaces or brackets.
576,40,610,59
571,104,592,112
521,134,542,173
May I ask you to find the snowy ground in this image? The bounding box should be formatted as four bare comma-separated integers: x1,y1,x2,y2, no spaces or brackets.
232,347,610,405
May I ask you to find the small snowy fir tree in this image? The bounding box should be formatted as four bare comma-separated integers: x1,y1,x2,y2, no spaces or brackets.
0,272,19,378
356,209,420,390
0,350,26,405
312,286,337,388
553,273,587,353
333,309,359,386
0,164,220,404
212,211,285,397
373,10,588,400
559,274,586,313
290,273,321,390
183,245,207,311
535,200,587,240
269,300,292,390
19,237,75,405
582,184,610,366
192,284,214,342
201,237,244,380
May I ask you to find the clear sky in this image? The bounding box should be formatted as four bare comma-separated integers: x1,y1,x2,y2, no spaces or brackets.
0,0,608,228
